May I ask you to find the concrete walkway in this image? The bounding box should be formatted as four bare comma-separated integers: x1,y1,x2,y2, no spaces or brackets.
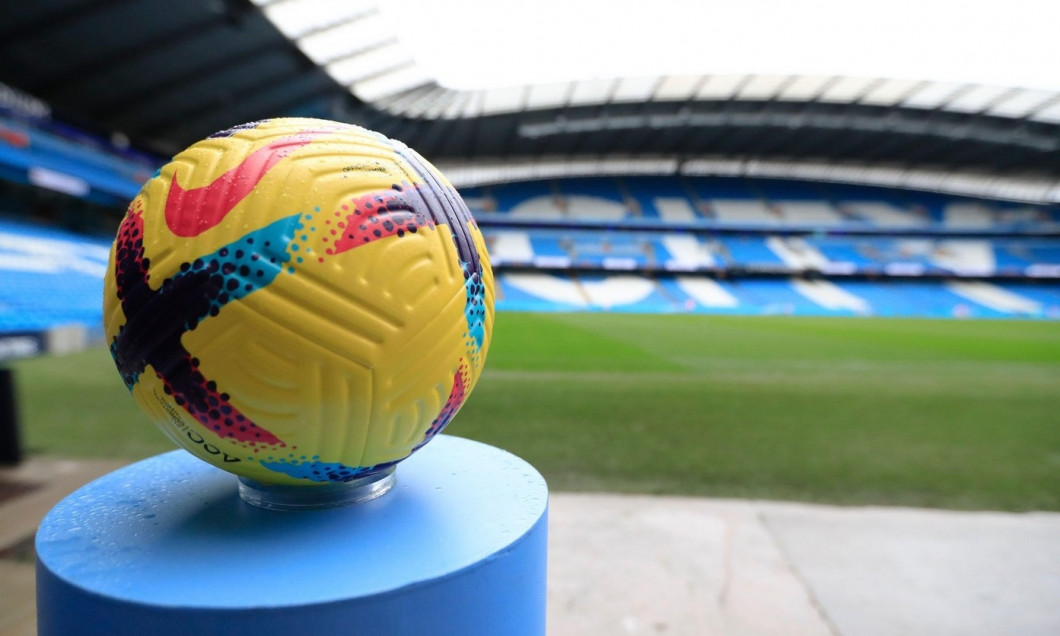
0,457,128,636
547,494,1060,636
3,458,1059,636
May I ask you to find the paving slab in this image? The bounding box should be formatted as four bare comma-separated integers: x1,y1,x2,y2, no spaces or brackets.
547,493,834,636
762,504,1060,636
0,457,128,550
547,494,1060,636
0,457,129,636
0,562,35,636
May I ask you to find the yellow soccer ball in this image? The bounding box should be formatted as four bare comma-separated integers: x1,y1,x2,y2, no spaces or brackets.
103,118,493,486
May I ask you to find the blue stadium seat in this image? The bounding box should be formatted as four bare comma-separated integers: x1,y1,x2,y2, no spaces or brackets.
487,181,554,214
1028,244,1060,263
726,279,834,315
689,177,759,200
809,238,879,267
527,234,570,260
0,218,110,334
555,178,625,203
992,242,1035,271
621,177,696,219
755,180,829,201
718,236,787,267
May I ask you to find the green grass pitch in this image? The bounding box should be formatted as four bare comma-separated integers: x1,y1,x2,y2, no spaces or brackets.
11,313,1060,511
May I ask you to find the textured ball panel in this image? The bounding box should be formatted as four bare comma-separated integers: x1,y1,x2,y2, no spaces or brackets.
104,118,493,486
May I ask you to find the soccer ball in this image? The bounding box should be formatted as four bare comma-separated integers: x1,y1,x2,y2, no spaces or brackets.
103,118,493,486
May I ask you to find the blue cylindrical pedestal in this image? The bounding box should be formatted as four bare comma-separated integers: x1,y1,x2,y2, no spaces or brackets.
35,435,548,636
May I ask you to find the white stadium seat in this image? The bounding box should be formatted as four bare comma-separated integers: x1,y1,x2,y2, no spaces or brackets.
487,231,535,264
710,199,781,225
563,195,628,220
842,201,925,227
510,196,565,219
653,196,699,222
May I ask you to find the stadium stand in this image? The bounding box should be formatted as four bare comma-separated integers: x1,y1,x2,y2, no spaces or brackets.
0,218,110,337
555,178,629,221
4,0,1055,326
0,113,155,208
1,141,1057,330
473,176,1060,319
0,89,1057,331
623,177,693,219
0,103,160,363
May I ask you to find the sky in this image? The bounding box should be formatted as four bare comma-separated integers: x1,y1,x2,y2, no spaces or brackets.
378,0,1060,92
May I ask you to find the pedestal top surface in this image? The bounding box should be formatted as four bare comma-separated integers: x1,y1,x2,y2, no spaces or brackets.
36,435,548,608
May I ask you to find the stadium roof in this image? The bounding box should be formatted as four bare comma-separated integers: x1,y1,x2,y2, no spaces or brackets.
2,0,1060,202
374,0,1060,94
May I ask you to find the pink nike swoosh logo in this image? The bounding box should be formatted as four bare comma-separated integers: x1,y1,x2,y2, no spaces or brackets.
164,130,331,237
